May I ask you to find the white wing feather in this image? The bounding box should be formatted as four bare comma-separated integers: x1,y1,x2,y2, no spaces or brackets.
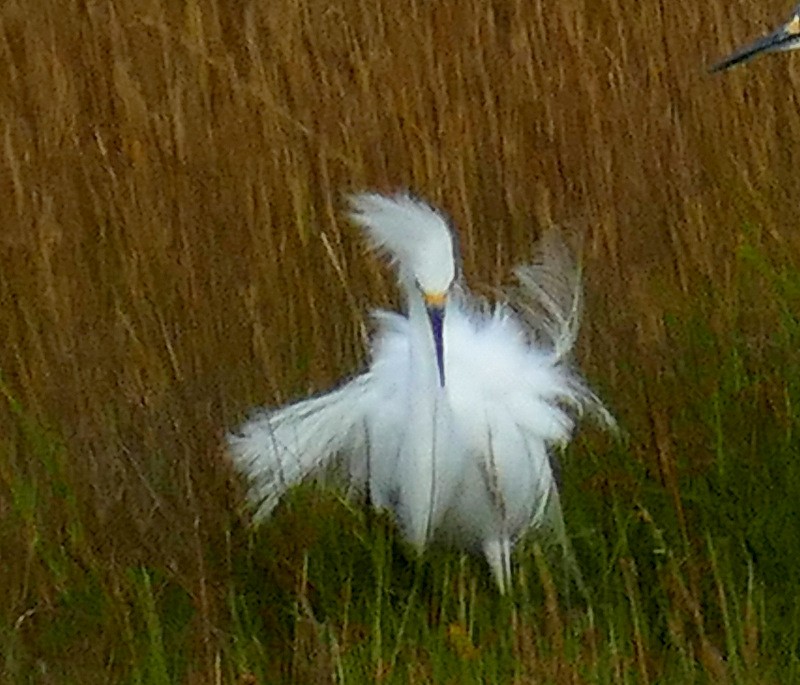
511,230,616,428
512,229,582,360
227,375,371,521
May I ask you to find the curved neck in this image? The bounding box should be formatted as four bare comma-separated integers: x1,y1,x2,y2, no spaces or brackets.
405,284,445,391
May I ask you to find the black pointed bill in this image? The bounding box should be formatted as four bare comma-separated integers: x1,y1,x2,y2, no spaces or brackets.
711,12,800,73
424,292,446,387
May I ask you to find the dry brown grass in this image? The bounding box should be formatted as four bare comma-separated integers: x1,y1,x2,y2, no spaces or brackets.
1,0,799,680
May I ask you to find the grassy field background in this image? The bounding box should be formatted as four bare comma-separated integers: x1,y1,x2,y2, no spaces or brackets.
3,0,800,682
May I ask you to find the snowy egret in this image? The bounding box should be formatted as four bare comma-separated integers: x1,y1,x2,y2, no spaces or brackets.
227,193,614,592
711,3,800,72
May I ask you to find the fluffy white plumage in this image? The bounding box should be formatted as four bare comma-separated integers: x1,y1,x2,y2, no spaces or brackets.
228,192,614,592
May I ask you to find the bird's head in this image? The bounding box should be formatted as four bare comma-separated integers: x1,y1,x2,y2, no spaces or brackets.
349,192,457,386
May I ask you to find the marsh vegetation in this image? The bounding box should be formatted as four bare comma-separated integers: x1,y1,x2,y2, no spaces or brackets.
2,0,800,681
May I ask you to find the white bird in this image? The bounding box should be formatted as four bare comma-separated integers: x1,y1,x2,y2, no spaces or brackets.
228,193,614,592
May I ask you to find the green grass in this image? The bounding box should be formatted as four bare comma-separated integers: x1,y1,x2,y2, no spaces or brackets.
3,238,800,683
